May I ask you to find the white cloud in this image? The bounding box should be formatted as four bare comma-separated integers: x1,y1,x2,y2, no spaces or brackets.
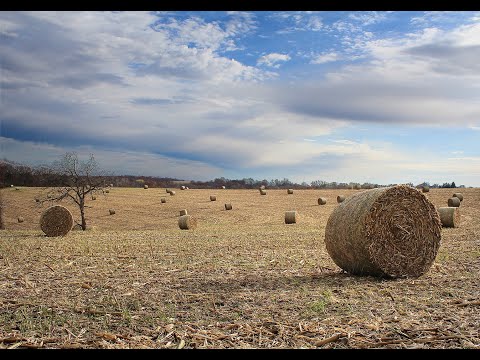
257,53,291,68
311,52,340,64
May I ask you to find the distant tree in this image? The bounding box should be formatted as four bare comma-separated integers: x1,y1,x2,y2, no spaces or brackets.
451,181,456,188
39,152,107,230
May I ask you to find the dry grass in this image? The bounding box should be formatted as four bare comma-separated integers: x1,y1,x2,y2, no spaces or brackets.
0,187,479,349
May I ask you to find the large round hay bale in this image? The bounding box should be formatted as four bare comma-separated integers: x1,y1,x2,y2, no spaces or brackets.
452,193,463,202
337,195,345,203
260,189,267,195
40,205,74,237
210,195,216,201
179,209,188,216
422,186,429,193
438,207,460,228
325,185,441,278
144,184,149,189
285,211,297,224
105,189,109,194
447,197,460,207
166,189,171,193
222,186,226,189
170,191,176,196
109,209,115,215
181,186,186,190
18,217,24,223
225,203,232,210
178,215,197,230
161,197,166,203
287,189,294,194
318,197,327,205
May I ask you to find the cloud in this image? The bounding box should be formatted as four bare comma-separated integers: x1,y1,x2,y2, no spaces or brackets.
311,52,340,64
257,53,291,68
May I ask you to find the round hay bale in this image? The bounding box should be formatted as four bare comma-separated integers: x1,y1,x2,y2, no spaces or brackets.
452,193,463,202
287,189,294,194
260,189,267,195
185,187,189,190
105,189,110,193
422,186,429,193
166,189,171,193
10,185,13,187
110,184,114,187
109,209,115,215
179,209,188,216
178,215,197,230
181,186,186,190
285,210,297,224
92,196,96,200
222,186,226,189
40,205,74,237
225,203,232,210
170,191,176,196
15,187,19,191
259,185,266,190
447,197,460,207
161,197,166,203
337,195,345,203
210,195,216,201
18,216,24,223
144,185,148,189
318,197,327,205
325,185,441,278
438,207,460,228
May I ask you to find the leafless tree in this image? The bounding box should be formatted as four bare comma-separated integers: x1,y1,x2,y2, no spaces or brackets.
39,152,108,230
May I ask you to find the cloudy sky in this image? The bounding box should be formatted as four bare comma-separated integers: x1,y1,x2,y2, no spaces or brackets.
1,11,480,186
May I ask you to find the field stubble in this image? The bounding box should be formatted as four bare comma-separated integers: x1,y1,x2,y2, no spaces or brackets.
0,187,479,348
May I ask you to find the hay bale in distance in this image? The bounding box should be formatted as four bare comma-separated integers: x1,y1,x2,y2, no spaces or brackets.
337,195,346,203
438,207,460,228
185,187,189,190
105,189,110,194
40,205,74,237
179,209,188,216
222,186,226,189
178,215,197,230
18,217,24,223
422,186,429,193
161,198,166,203
325,185,441,278
452,193,463,202
225,203,232,210
181,186,186,190
287,189,294,194
170,191,176,196
285,211,297,224
166,189,171,193
318,197,327,205
110,183,114,187
144,184,149,189
447,197,460,207
210,195,217,201
109,209,116,215
260,189,267,195
259,185,266,190
92,196,96,200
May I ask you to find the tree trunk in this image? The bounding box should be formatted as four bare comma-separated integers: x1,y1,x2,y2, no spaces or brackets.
80,197,86,230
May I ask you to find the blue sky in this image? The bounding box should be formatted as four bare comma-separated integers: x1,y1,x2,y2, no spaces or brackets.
1,11,480,186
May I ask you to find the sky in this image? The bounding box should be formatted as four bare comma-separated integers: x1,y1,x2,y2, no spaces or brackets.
1,11,480,186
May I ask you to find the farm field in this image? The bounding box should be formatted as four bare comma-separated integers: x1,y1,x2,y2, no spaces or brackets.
0,186,479,349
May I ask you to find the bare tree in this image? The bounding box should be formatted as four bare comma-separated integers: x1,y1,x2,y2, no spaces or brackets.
0,189,5,230
40,152,107,230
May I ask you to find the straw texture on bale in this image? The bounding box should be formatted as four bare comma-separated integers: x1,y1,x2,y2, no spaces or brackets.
18,217,24,223
260,189,267,195
225,203,232,210
422,186,429,193
318,197,327,205
170,191,176,196
179,209,188,216
178,215,197,230
337,195,345,203
40,205,74,237
161,198,166,203
438,207,460,228
109,209,115,215
287,189,294,194
452,193,463,202
210,195,216,201
144,185,148,189
448,197,460,207
325,185,441,278
285,211,297,224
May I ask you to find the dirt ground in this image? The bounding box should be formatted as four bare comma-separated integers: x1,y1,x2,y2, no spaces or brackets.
0,186,479,348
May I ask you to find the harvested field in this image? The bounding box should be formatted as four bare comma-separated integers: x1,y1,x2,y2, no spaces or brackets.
0,187,479,349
